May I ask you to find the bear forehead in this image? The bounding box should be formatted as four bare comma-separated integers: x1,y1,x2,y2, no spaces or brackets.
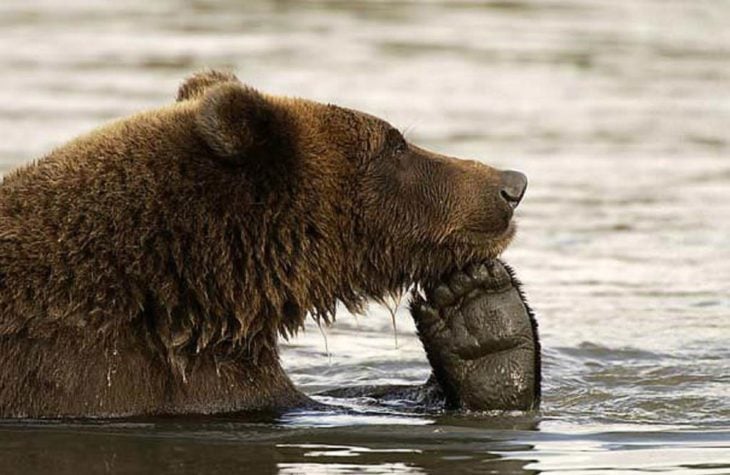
265,93,394,156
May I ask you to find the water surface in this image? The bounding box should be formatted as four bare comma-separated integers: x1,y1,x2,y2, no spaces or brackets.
0,0,729,473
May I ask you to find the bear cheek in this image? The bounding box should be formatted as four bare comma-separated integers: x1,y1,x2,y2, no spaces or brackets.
475,194,514,234
450,178,512,236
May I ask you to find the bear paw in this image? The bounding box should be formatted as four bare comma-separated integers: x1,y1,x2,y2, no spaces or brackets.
411,260,540,411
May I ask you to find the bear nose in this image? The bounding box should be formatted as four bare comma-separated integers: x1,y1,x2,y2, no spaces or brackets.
500,170,528,209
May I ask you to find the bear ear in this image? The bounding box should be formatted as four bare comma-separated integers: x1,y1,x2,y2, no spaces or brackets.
195,82,279,158
176,69,240,102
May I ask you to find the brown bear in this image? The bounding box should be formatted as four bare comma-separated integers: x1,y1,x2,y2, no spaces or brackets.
0,70,529,418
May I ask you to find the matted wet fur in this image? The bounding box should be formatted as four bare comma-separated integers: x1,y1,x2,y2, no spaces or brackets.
0,70,524,417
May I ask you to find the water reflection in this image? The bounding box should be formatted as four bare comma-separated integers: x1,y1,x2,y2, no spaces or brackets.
278,463,425,475
3,419,728,474
0,418,539,475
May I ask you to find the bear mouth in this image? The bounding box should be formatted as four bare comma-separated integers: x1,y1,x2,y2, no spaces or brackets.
460,221,517,258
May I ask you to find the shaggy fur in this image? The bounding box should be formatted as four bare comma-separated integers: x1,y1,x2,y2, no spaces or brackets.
0,70,519,417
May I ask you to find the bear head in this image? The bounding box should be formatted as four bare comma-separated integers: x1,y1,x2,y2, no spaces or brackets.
180,71,527,330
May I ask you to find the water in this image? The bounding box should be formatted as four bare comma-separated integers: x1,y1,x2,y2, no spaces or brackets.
1,0,729,473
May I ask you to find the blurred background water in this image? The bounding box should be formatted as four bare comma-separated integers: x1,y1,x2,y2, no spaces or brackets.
1,0,729,473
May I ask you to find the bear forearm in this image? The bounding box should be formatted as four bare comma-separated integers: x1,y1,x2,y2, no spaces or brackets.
318,261,540,412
